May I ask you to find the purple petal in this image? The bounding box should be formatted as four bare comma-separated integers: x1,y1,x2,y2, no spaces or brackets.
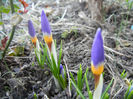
28,20,36,37
91,28,104,67
60,64,63,74
41,10,51,35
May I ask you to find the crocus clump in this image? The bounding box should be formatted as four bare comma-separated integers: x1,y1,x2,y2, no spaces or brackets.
40,10,67,89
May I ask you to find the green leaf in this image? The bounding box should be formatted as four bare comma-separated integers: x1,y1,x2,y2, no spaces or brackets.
103,93,109,99
70,72,76,84
2,7,10,14
89,91,93,99
85,72,93,99
77,65,83,91
51,53,58,76
13,4,20,9
33,92,37,99
58,41,62,68
70,79,85,99
0,21,3,25
101,78,114,99
124,85,131,99
127,90,133,99
129,1,133,10
35,48,41,66
83,67,89,84
0,6,10,13
0,6,4,12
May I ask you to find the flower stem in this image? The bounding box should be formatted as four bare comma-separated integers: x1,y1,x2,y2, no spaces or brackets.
2,0,16,59
10,0,15,14
2,26,16,59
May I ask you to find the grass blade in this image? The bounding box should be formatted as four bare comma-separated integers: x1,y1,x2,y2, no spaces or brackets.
101,78,114,99
70,79,85,99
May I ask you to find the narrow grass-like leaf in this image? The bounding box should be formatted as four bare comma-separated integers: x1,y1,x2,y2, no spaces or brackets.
127,90,133,99
77,65,82,91
35,49,41,66
85,72,93,99
101,78,114,99
103,93,109,99
70,72,76,84
124,85,131,99
33,92,37,99
70,79,85,99
89,91,93,99
51,53,58,76
58,41,62,69
83,67,89,84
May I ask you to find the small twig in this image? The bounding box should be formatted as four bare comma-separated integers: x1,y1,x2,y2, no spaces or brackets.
110,77,117,98
113,85,124,98
104,45,131,58
57,8,67,23
63,58,71,97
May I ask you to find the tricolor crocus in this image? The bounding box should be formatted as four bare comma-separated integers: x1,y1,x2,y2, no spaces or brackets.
28,20,37,47
28,20,40,60
91,28,104,99
41,10,53,51
41,10,57,64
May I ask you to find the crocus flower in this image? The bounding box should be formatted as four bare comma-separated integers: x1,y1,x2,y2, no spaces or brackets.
28,20,37,47
91,28,104,99
41,10,53,52
41,10,57,64
28,20,40,61
41,10,61,89
91,28,104,87
60,64,64,77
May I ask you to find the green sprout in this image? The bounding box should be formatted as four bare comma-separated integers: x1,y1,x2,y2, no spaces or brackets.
35,42,47,69
70,65,89,97
120,69,127,79
34,40,67,90
70,65,114,99
124,85,133,99
45,41,67,90
125,0,133,10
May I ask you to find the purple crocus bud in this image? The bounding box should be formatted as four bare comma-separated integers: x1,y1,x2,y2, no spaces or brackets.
41,10,51,35
91,28,104,89
28,20,36,37
91,28,104,67
60,64,64,74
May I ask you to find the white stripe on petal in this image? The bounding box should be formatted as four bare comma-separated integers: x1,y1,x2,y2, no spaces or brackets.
51,41,57,65
36,39,41,61
93,74,103,99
